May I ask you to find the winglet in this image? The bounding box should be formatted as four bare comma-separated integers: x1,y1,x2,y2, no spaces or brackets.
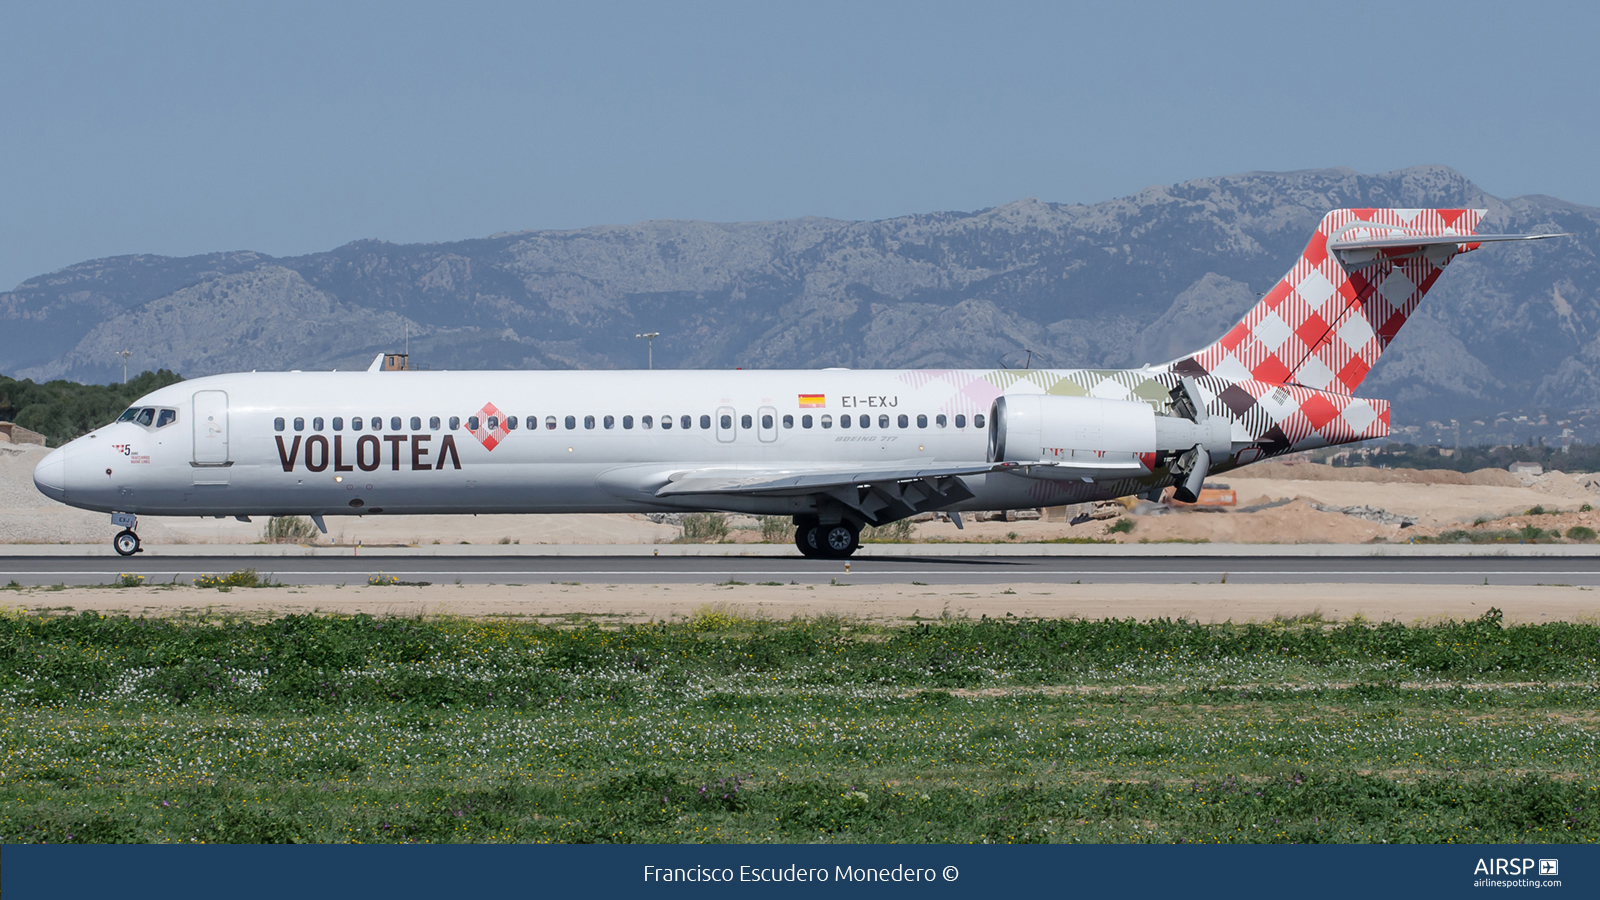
366,353,385,373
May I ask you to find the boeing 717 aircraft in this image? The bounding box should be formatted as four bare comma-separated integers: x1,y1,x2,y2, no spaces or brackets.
32,208,1562,557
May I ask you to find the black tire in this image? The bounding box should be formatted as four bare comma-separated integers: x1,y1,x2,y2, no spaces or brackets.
795,524,821,558
113,530,140,557
819,522,859,558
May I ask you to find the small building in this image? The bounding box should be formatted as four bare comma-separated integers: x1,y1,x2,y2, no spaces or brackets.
1508,461,1543,476
0,423,46,445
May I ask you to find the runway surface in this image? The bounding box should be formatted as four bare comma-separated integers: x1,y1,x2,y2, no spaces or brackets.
6,554,1600,586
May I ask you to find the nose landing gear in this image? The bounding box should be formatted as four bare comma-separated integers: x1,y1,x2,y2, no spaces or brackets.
111,512,142,556
114,530,141,556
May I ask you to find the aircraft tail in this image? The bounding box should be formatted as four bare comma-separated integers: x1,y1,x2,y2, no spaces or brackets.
1168,208,1556,393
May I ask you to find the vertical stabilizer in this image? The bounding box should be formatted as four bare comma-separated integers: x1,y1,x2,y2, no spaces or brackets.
1169,208,1486,392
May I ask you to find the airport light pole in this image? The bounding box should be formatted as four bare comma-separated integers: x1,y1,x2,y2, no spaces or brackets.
635,332,659,370
116,349,132,384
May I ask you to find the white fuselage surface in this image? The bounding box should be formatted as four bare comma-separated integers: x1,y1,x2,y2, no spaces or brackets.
35,368,1155,520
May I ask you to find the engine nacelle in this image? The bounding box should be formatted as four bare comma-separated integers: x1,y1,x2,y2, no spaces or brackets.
986,394,1231,481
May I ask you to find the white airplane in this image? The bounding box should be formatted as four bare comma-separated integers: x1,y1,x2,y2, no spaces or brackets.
33,208,1562,558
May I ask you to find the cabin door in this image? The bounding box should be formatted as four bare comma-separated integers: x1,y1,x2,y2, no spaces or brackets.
192,390,231,483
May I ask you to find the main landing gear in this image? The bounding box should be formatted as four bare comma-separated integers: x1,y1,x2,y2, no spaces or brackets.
794,518,860,559
111,512,142,556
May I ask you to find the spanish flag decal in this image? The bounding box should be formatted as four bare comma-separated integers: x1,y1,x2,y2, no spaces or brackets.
798,394,825,408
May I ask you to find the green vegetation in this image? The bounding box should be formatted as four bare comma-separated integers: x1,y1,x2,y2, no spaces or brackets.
0,370,184,447
1106,518,1135,534
1415,526,1564,544
757,516,791,543
861,520,915,543
677,513,731,543
1,609,1595,844
262,516,320,544
192,569,275,590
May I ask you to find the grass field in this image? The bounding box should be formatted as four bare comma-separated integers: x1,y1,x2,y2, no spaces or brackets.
1,605,1597,844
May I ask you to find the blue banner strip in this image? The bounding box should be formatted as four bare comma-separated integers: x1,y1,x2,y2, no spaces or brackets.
3,844,1594,899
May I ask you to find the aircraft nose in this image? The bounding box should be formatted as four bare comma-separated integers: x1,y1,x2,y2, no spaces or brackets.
33,446,67,500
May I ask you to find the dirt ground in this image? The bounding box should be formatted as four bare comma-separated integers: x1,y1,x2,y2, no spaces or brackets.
7,581,1594,625
5,441,1597,547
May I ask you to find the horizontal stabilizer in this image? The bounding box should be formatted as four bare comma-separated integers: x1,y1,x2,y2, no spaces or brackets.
1329,231,1567,252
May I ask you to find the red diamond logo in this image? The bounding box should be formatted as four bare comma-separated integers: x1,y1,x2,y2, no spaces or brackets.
470,402,509,451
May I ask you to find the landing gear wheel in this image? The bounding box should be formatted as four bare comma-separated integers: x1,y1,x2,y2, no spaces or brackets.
819,522,860,559
795,524,822,558
113,529,141,557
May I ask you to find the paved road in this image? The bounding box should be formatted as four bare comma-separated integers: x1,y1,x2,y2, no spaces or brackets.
5,554,1600,586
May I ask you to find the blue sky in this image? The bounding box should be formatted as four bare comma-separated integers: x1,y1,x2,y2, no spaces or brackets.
3,1,1596,289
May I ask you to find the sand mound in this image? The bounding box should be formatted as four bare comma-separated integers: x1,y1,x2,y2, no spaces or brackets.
1236,461,1524,487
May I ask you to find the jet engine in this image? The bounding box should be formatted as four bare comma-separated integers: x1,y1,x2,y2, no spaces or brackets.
986,380,1231,501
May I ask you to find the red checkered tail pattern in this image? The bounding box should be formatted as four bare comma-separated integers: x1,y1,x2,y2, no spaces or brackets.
1169,208,1497,393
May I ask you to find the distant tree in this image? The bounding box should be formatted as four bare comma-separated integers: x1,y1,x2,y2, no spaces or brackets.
1330,439,1600,474
0,370,185,447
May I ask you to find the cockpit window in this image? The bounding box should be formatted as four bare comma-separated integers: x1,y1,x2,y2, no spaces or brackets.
135,408,155,427
156,409,177,428
118,408,141,422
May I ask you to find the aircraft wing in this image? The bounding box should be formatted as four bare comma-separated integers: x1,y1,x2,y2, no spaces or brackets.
655,461,1027,496
654,460,1036,527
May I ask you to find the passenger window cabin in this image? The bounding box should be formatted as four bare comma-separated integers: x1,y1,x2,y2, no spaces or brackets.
955,414,967,428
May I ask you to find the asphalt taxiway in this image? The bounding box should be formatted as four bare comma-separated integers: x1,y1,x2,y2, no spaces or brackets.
6,553,1600,587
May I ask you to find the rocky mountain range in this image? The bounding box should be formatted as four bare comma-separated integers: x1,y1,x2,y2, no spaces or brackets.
3,165,1596,426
